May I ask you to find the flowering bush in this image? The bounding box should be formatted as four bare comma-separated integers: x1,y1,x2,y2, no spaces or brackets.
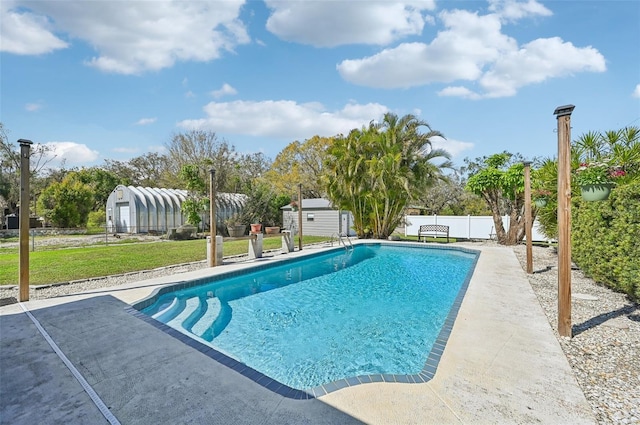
574,161,625,186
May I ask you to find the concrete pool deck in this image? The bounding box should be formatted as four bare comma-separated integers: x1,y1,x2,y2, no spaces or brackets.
0,243,595,424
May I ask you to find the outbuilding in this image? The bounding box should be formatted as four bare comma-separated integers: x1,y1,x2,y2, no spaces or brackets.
105,185,246,234
281,198,356,237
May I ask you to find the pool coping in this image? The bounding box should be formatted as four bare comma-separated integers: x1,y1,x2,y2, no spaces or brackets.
129,242,480,398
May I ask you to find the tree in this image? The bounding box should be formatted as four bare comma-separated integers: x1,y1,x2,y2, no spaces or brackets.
530,158,558,240
0,122,56,215
103,152,172,187
74,167,124,211
240,180,277,226
464,152,527,245
166,130,238,191
419,175,491,215
178,164,207,228
265,135,334,199
37,172,93,228
326,126,375,238
326,113,448,239
228,152,272,194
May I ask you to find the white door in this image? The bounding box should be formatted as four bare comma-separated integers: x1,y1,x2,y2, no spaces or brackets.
117,205,130,233
340,212,349,236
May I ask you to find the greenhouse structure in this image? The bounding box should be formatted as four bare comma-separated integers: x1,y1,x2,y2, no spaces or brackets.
105,185,247,234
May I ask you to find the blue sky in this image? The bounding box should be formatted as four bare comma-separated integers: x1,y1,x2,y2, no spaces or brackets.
2,0,639,170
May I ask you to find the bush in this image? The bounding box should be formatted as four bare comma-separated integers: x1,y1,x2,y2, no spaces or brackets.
572,181,640,300
87,210,106,229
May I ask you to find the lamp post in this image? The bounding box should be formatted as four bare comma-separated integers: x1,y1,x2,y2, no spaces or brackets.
554,104,575,338
523,161,533,274
18,139,32,302
209,168,217,267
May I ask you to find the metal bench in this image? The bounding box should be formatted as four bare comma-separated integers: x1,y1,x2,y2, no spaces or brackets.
418,224,450,242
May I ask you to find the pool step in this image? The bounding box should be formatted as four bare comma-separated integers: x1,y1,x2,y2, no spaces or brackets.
182,296,209,333
166,297,200,329
201,300,232,342
152,297,186,323
191,298,222,338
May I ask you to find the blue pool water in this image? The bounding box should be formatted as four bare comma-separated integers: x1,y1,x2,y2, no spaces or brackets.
142,244,478,390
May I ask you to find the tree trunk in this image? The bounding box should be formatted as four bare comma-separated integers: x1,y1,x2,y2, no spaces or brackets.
483,192,507,244
489,201,527,245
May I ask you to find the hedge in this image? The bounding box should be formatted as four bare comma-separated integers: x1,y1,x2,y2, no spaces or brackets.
572,181,640,301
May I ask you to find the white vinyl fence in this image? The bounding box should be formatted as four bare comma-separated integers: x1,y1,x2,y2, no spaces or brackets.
404,215,550,241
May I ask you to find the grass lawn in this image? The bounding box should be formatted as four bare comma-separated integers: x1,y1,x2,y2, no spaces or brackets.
0,235,329,286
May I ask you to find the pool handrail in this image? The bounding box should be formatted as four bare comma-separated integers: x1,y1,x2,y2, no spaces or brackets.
337,233,353,250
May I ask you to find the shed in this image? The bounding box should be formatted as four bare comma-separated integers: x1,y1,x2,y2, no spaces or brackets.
281,198,356,237
105,185,246,234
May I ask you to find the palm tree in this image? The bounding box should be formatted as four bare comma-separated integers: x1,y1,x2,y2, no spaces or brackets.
326,113,450,239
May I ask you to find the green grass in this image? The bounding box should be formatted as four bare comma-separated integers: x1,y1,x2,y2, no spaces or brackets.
0,235,330,286
0,236,143,254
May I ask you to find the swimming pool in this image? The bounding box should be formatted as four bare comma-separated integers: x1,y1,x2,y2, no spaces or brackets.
137,243,478,395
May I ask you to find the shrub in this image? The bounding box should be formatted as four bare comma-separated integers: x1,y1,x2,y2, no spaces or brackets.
87,210,106,229
572,181,640,300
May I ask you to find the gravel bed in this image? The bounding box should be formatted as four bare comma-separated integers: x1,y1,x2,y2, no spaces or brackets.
512,244,639,425
1,239,638,424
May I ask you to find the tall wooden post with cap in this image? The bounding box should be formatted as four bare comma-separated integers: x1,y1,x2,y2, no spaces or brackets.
209,168,217,267
18,139,33,302
523,161,533,274
554,104,575,337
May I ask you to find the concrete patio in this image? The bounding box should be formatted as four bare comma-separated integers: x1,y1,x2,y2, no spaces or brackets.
0,243,595,424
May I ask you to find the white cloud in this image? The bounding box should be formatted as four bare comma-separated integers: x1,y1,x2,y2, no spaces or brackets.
134,117,156,126
633,84,640,98
488,0,552,21
211,83,238,98
25,101,44,112
265,0,435,47
177,100,389,140
429,136,474,158
5,0,249,74
337,10,517,88
185,91,196,98
0,1,69,54
438,86,481,100
337,6,606,98
39,141,99,167
479,37,606,98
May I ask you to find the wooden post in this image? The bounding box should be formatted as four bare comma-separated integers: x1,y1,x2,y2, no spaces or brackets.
523,161,533,274
209,168,217,267
554,104,575,338
297,183,303,251
18,139,33,302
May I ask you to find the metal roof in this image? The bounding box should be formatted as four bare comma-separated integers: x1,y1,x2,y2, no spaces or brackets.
281,198,333,210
